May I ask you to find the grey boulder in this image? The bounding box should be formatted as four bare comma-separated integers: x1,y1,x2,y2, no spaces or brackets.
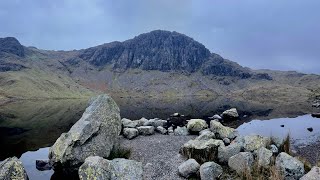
137,126,155,135
187,119,208,133
178,159,200,178
122,118,138,128
174,126,189,136
300,166,320,180
275,152,305,180
222,108,239,119
210,120,239,139
200,161,223,180
156,126,167,134
235,134,270,152
123,128,139,139
144,118,167,128
0,157,28,180
255,147,273,168
218,143,242,164
49,94,122,171
228,152,254,175
196,131,215,140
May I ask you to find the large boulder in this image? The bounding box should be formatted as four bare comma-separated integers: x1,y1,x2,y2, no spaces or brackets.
180,139,224,164
218,143,242,164
275,152,305,180
300,166,320,180
235,135,270,152
222,108,239,119
122,118,138,128
49,94,122,171
228,152,254,175
255,147,272,168
123,128,139,139
210,120,239,139
187,119,208,133
79,156,143,180
137,126,155,135
174,126,189,136
178,159,200,178
0,157,28,180
200,161,223,180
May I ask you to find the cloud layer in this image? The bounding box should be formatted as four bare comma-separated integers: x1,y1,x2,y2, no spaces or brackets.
0,0,319,73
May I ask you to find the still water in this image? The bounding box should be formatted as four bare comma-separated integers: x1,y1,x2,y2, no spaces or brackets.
0,97,318,179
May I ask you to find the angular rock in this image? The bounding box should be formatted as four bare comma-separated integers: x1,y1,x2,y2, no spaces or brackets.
79,156,143,180
144,118,167,128
255,147,272,168
200,161,223,180
136,117,148,127
36,159,52,171
178,159,200,178
196,131,215,141
122,118,138,128
0,157,28,180
174,126,189,136
218,143,242,164
187,119,208,133
240,135,270,152
180,139,224,163
222,108,239,119
49,94,122,171
123,128,139,139
228,152,254,175
156,126,167,134
137,126,155,135
210,120,239,139
300,166,320,180
275,152,305,180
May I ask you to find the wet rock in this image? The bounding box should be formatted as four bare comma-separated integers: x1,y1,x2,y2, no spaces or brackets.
79,156,143,180
187,119,208,133
222,108,239,119
300,166,320,180
180,139,224,163
49,94,122,172
218,143,242,164
255,147,272,168
228,152,254,175
200,161,223,180
210,120,239,139
156,126,167,134
0,157,28,180
137,126,155,135
275,152,305,180
123,128,139,139
178,159,200,178
307,127,313,132
122,118,138,128
270,144,279,154
174,126,189,136
36,159,52,171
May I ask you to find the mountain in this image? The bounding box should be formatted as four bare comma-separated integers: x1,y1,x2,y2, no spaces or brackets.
0,30,319,104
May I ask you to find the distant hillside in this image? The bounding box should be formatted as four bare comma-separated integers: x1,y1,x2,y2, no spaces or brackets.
0,30,319,104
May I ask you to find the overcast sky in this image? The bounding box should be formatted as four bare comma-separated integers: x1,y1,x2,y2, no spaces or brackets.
0,0,319,74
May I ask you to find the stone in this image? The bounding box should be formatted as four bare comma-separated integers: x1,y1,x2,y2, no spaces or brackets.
212,114,222,120
223,138,231,145
136,117,148,127
200,162,223,180
167,115,190,128
210,120,239,139
199,129,211,136
79,156,143,180
144,119,167,128
312,113,320,118
307,127,313,132
36,159,52,171
270,144,279,154
255,147,273,168
137,126,155,135
180,139,224,164
275,152,305,180
156,126,167,134
49,94,122,172
222,108,239,119
218,143,242,164
196,131,215,140
123,128,139,139
187,119,208,133
168,126,174,135
300,166,320,180
312,103,320,108
228,152,254,175
0,157,28,180
122,118,138,128
174,126,189,136
173,113,180,117
178,159,200,178
241,135,270,152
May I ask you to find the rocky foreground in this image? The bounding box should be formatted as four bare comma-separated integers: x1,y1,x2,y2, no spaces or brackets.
1,94,320,180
